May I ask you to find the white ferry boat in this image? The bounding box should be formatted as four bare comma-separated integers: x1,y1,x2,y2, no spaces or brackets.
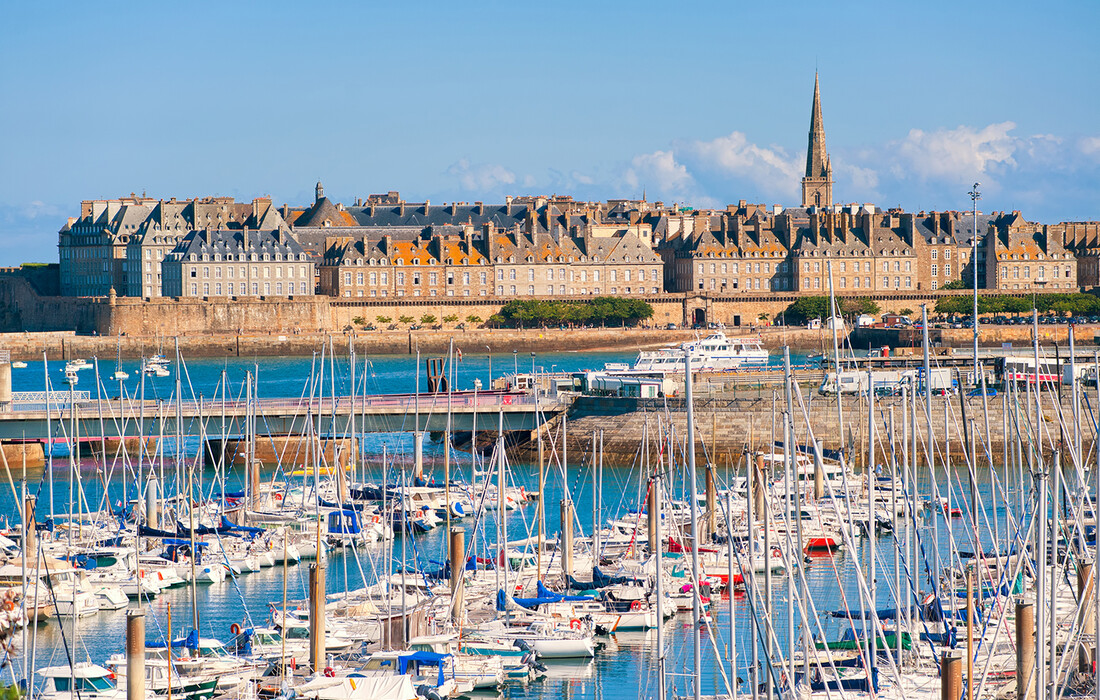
631,332,769,372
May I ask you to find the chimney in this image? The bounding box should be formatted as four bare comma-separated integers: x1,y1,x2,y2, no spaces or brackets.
505,195,513,216
398,202,405,217
475,201,484,216
423,200,431,216
450,202,458,216
382,234,393,255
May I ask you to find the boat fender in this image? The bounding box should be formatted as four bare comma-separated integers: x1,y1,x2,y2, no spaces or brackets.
629,600,642,612
569,618,582,631
230,623,242,635
416,684,441,700
323,667,335,678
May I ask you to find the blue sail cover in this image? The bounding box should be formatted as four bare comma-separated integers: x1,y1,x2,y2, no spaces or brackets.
829,606,919,620
567,567,643,590
219,517,264,536
497,586,596,611
536,581,596,601
146,629,199,650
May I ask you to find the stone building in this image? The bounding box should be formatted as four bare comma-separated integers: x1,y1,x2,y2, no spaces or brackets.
58,195,156,296
58,195,290,297
161,229,313,298
985,211,1076,291
1056,221,1100,288
124,197,288,298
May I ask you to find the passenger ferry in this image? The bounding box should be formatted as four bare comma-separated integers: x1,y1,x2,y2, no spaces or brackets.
631,332,769,372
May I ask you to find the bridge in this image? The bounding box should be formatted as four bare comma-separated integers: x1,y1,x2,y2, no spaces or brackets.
0,390,567,442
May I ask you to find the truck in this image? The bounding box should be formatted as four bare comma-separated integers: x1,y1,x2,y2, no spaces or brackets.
818,367,956,396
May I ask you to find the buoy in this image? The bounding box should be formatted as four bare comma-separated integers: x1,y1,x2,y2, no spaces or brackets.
323,667,335,678
230,623,242,635
630,600,642,611
569,618,581,631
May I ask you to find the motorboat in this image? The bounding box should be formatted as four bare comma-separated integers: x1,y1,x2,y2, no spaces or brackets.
631,332,769,372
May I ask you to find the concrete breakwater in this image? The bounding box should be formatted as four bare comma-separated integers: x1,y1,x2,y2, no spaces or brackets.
516,393,1096,468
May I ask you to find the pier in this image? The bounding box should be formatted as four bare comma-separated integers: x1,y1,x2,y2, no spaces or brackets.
0,389,565,441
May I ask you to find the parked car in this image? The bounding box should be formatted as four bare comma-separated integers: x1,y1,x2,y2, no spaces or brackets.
967,387,998,397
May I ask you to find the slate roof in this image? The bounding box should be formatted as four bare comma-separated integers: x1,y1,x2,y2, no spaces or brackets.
176,229,307,259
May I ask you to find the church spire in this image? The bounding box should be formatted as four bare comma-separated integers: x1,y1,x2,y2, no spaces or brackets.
801,73,834,208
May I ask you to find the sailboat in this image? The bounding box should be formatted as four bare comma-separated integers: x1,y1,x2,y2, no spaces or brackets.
112,339,129,381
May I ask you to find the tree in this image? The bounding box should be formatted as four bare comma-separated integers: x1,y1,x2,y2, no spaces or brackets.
898,308,913,317
486,313,506,328
783,296,830,325
420,314,437,325
352,316,366,326
375,315,391,324
398,315,415,324
442,314,459,323
757,312,769,323
466,314,483,325
840,297,880,318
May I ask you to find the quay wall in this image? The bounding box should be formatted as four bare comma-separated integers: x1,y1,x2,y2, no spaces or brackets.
534,393,1094,467
0,326,852,361
4,322,1098,362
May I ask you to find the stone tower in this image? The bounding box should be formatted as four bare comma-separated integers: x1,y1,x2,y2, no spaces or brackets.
315,180,324,203
801,73,834,209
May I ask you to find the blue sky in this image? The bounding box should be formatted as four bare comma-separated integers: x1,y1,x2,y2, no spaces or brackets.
2,0,1098,264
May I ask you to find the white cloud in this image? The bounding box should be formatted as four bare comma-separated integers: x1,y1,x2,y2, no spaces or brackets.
894,122,1018,182
1081,136,1100,158
444,159,516,192
622,150,696,199
680,131,801,199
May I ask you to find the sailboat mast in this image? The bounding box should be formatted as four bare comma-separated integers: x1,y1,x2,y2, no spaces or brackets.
498,407,507,620
651,420,667,700
684,351,702,700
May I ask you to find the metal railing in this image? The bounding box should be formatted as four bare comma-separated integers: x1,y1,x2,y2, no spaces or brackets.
0,389,549,420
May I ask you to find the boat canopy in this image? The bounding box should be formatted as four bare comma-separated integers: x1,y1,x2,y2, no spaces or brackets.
397,651,451,685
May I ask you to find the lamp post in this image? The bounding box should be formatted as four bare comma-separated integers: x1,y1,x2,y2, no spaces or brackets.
485,347,492,390
969,183,981,388
513,350,518,378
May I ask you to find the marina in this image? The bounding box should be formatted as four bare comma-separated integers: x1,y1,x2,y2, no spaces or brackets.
0,317,1095,700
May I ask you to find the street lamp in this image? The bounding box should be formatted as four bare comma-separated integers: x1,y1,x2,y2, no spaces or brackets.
485,346,491,389
531,352,536,377
969,182,981,388
513,349,518,377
